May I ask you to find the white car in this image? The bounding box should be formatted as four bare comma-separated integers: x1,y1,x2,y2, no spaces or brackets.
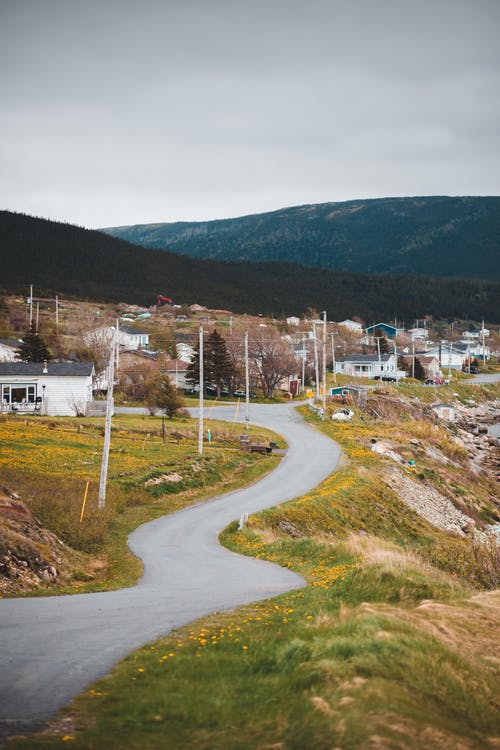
331,408,354,421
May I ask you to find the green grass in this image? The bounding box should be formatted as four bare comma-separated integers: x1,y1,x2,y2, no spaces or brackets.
6,384,500,748
0,413,282,595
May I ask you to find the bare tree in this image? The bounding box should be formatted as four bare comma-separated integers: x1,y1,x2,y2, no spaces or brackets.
248,326,298,398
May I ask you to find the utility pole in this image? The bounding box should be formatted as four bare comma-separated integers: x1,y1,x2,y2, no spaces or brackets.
412,340,415,379
55,295,59,328
312,321,319,399
98,332,116,510
198,324,204,456
322,311,327,417
301,334,306,393
393,340,399,386
244,328,250,431
115,318,120,371
482,320,486,367
29,284,33,326
35,301,39,334
330,332,336,384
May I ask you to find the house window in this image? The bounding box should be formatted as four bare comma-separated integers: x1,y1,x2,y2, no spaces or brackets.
2,384,37,404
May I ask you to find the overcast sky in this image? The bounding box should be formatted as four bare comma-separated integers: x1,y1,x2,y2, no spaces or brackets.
1,0,499,228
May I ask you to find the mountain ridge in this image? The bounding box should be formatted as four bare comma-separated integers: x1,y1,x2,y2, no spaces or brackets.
101,196,500,280
1,210,499,322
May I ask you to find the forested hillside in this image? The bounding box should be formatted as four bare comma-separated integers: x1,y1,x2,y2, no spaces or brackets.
102,196,500,280
1,211,499,322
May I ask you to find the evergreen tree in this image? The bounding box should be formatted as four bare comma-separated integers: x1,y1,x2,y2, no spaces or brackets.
413,357,426,381
16,323,53,362
206,329,234,397
186,330,234,397
374,329,390,354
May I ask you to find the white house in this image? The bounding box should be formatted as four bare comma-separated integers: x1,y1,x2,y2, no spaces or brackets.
0,362,94,416
338,319,363,332
463,328,490,340
0,339,20,362
118,325,149,350
334,353,398,379
286,316,301,326
85,325,150,352
423,344,467,370
407,327,429,342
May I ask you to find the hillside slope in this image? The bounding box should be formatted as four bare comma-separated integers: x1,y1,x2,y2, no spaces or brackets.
102,196,500,279
1,211,499,321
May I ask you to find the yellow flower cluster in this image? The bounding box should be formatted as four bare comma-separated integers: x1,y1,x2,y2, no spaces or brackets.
310,562,357,588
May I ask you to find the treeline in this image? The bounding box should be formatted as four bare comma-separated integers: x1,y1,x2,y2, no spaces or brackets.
1,211,499,322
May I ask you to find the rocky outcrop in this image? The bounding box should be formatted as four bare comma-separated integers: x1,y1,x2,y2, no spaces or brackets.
0,488,76,595
383,468,473,536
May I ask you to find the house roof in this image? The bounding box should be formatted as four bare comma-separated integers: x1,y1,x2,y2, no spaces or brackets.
0,339,21,347
120,325,148,336
336,354,393,363
0,362,94,376
365,322,398,332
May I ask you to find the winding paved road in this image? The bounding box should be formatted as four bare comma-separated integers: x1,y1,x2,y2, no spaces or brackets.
0,402,340,739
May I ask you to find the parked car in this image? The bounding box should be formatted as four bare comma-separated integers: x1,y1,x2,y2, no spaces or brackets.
374,375,397,382
331,408,354,421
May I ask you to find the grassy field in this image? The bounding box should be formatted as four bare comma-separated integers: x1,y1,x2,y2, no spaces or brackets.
0,412,282,595
6,382,500,749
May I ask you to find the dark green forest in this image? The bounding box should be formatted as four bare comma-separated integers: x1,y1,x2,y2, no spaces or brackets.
102,196,500,280
1,211,498,322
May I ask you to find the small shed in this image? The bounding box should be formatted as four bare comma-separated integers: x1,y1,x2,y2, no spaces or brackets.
431,402,456,422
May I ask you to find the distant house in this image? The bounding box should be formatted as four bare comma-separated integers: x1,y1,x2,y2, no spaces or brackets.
118,325,150,350
408,327,429,342
0,339,20,362
338,319,363,332
463,328,490,340
334,353,397,379
286,316,301,327
84,325,150,352
365,323,404,340
0,362,94,416
424,344,467,370
402,354,441,379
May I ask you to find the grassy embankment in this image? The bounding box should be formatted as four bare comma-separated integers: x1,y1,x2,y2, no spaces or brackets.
9,380,499,749
0,410,282,595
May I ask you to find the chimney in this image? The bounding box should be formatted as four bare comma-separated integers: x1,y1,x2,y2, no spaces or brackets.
43,360,48,374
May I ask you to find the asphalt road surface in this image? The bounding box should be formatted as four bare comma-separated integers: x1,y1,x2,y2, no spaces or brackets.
0,402,340,739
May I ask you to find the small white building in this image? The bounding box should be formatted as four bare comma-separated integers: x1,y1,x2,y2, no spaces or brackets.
0,362,94,416
286,316,301,326
431,403,456,422
334,353,398,380
338,319,363,332
407,327,429,342
118,325,150,350
85,325,150,352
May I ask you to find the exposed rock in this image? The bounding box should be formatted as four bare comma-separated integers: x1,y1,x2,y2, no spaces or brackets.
383,468,473,536
0,487,86,596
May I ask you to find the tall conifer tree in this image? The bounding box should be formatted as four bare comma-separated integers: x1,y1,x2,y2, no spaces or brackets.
16,323,53,362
